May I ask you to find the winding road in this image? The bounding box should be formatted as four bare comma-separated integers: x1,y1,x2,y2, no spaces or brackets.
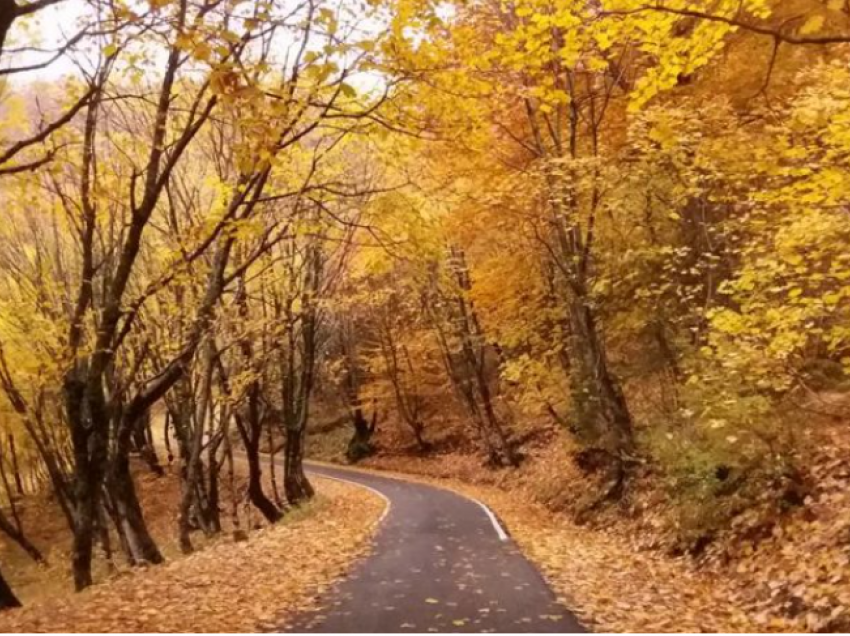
282,463,586,633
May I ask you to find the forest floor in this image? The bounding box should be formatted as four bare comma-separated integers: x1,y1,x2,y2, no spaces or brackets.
0,468,384,632
309,403,850,633
2,463,200,604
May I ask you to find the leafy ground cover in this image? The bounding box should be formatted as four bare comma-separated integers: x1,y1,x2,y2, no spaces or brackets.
0,477,384,632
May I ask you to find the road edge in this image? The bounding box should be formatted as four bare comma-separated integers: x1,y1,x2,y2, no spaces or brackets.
305,459,512,543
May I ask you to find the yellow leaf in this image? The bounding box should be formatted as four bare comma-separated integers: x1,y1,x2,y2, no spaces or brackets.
800,15,825,35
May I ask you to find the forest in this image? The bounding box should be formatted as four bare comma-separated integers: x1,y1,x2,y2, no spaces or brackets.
0,0,849,632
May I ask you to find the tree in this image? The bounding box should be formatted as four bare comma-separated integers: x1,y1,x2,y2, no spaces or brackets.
0,0,396,592
0,566,20,611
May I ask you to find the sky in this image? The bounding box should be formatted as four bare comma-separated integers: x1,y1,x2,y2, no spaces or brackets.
6,0,89,84
6,0,391,94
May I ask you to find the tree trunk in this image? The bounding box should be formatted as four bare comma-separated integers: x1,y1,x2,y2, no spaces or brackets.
132,412,164,476
108,455,164,565
206,440,222,534
0,447,21,531
346,407,377,463
71,495,96,590
411,424,429,452
96,503,115,572
65,367,108,591
0,508,43,563
267,423,282,506
7,435,23,496
222,432,244,539
284,424,313,504
245,440,282,522
0,565,20,611
231,374,282,522
0,0,17,61
101,487,133,564
164,411,174,464
567,294,634,458
468,345,516,467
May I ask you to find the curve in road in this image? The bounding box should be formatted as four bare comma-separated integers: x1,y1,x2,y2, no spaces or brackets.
282,463,586,633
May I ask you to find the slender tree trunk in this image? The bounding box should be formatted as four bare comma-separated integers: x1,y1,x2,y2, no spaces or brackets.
7,435,23,496
132,412,164,476
191,475,216,536
206,440,222,534
177,459,200,554
0,448,21,530
381,331,429,451
223,432,244,539
0,509,43,563
101,488,133,564
267,423,282,506
96,504,115,572
178,345,215,553
164,411,174,464
567,293,634,459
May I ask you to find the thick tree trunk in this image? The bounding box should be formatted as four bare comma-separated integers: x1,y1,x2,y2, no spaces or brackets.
65,367,108,591
283,424,313,504
0,565,20,611
108,455,163,565
346,407,377,463
245,443,282,522
71,494,96,590
0,0,16,61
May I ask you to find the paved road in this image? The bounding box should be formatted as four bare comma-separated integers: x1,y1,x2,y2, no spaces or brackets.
281,463,585,633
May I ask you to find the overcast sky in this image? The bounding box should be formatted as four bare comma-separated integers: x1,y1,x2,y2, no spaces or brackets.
6,0,89,84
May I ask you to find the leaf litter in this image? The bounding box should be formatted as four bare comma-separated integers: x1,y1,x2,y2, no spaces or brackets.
0,478,385,633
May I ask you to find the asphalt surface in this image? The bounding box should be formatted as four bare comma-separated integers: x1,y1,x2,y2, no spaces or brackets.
281,463,586,633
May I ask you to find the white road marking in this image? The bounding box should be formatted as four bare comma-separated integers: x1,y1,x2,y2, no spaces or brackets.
234,454,507,542
309,466,509,542
308,471,393,526
468,497,510,542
